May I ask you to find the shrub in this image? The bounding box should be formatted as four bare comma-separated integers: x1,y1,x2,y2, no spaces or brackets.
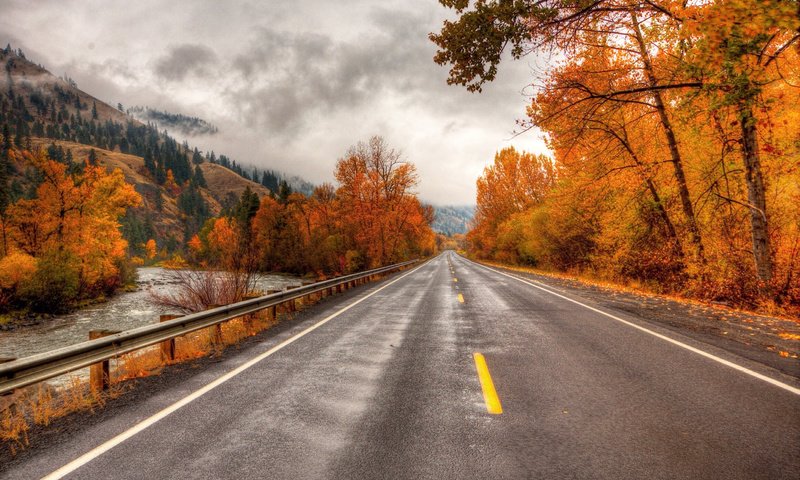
0,252,38,310
19,252,80,313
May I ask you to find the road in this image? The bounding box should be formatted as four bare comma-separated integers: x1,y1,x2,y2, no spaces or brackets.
3,252,799,479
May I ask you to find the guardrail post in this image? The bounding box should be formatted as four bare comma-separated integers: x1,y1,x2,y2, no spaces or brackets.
266,290,280,320
301,282,313,304
242,295,260,332
159,315,180,362
89,330,120,392
286,286,299,312
0,357,17,413
208,305,224,347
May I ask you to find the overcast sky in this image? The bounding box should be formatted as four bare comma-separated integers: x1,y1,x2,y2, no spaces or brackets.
0,0,549,205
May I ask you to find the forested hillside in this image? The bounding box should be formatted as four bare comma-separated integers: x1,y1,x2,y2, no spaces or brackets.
0,46,305,254
432,205,474,236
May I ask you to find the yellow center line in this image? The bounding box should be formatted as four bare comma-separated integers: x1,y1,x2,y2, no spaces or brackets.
473,353,503,414
457,293,464,303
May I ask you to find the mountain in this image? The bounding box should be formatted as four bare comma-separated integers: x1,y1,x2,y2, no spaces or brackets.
432,205,474,236
0,46,306,255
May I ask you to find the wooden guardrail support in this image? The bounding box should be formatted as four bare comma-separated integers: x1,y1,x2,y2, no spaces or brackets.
301,282,314,303
266,290,280,319
89,330,120,391
159,315,181,362
242,295,261,331
208,305,224,346
286,286,299,312
0,357,17,413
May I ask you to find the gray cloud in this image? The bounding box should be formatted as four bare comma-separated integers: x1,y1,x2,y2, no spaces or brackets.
219,11,434,136
0,0,549,204
154,44,217,81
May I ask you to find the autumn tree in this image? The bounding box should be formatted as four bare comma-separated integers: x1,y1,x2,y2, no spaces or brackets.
145,238,157,261
2,149,140,310
680,0,800,283
335,136,433,268
470,147,556,260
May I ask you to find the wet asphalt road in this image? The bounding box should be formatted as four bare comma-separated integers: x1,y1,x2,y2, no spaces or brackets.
4,252,799,479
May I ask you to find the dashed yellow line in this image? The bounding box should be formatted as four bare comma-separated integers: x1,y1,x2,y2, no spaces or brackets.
453,277,458,282
473,353,503,414
457,293,464,303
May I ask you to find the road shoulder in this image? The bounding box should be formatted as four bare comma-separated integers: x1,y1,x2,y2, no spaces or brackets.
468,258,800,379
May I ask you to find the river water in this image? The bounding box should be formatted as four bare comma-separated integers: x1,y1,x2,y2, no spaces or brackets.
0,267,303,361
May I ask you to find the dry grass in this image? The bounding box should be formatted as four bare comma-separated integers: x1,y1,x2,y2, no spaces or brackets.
200,162,271,199
1,376,127,456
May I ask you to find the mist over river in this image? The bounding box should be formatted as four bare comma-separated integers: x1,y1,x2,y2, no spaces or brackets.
0,267,303,361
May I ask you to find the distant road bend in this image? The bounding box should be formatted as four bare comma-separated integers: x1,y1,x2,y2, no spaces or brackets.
5,252,799,479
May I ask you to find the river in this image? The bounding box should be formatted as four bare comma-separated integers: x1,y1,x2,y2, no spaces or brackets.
0,267,303,361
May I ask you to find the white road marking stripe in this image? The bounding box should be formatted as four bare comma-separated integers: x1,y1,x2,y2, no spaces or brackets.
43,261,430,480
465,258,800,396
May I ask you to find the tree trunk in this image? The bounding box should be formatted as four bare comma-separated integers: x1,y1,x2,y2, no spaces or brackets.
631,12,706,266
611,125,683,260
739,102,772,283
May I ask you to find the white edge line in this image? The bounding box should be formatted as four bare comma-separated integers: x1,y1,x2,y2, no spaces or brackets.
43,261,429,480
464,257,800,396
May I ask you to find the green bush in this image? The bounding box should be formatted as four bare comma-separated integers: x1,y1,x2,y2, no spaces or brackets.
20,252,80,313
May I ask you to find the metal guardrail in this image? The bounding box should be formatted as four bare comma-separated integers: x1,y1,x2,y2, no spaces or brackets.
0,259,419,395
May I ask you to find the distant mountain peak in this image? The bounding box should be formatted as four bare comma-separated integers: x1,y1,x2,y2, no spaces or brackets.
432,205,475,236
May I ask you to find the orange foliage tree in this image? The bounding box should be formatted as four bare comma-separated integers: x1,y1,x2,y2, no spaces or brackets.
145,239,157,261
469,147,556,262
334,136,435,269
1,149,140,310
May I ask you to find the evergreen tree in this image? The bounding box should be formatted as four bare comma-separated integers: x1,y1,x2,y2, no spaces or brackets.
177,183,210,240
1,123,11,155
143,150,155,174
155,164,166,184
192,147,203,164
261,170,279,192
193,164,207,188
277,179,292,203
0,125,9,212
91,101,98,120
